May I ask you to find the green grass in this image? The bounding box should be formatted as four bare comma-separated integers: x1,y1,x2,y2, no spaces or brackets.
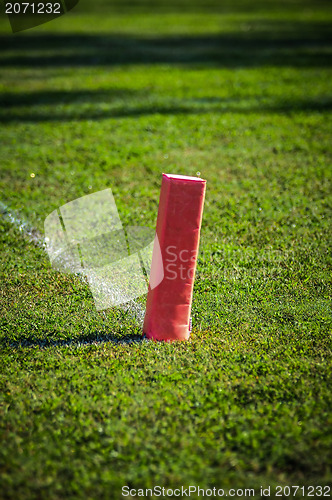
0,0,332,498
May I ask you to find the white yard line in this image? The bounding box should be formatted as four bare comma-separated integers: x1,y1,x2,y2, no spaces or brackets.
0,200,45,247
0,200,146,334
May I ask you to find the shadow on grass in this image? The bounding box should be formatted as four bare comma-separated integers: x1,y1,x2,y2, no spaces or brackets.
1,19,331,69
0,89,331,123
1,19,331,122
5,332,146,349
0,88,141,108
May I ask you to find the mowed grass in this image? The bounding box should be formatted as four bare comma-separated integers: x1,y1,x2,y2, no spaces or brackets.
0,0,332,498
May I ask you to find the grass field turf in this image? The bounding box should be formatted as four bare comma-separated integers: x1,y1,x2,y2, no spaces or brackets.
0,0,332,498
